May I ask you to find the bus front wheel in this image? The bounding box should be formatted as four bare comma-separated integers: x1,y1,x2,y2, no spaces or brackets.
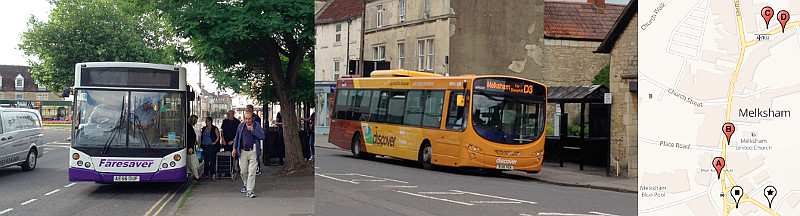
419,142,433,170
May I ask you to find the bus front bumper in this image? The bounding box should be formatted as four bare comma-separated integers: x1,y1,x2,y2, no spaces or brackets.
69,167,187,182
458,153,544,172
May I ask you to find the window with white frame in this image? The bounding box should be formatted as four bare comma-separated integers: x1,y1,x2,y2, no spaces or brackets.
424,0,431,18
335,23,342,42
399,0,406,22
0,77,3,88
16,94,23,101
379,46,386,61
426,39,434,71
418,40,425,71
15,74,24,89
377,5,383,27
373,45,385,61
36,93,48,101
333,60,340,80
0,94,4,100
398,42,405,69
38,82,46,90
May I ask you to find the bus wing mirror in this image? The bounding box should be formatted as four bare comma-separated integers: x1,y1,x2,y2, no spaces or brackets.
62,87,71,97
456,95,465,107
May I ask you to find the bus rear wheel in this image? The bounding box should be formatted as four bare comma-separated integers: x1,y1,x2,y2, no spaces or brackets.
351,134,373,159
419,142,433,170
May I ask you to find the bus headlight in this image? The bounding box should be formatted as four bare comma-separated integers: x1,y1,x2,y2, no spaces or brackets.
72,153,80,160
77,161,83,166
162,163,168,168
174,154,181,161
170,161,176,167
85,162,91,168
467,145,481,152
532,151,544,156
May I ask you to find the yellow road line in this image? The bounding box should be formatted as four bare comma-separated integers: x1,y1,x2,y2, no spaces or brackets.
144,188,174,216
153,188,179,216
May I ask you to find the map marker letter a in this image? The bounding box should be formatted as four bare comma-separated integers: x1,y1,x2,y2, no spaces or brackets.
712,157,725,179
722,122,735,145
762,6,774,28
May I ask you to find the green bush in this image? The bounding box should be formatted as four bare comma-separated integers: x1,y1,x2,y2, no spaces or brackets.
546,124,554,135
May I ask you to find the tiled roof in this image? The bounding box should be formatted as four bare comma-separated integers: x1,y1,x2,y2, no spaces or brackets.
0,65,48,92
544,1,626,40
315,0,364,24
596,0,637,53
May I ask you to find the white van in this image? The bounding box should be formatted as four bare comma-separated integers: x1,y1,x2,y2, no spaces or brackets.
0,107,44,171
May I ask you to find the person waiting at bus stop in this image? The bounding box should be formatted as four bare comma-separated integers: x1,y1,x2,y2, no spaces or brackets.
200,117,221,180
232,111,265,198
186,115,200,181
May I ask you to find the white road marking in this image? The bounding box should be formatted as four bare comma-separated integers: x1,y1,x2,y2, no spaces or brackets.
470,201,521,204
44,151,50,154
0,208,12,215
450,190,537,205
315,173,359,184
395,190,474,206
64,183,77,188
520,214,533,216
20,199,36,206
352,179,386,182
418,192,464,195
47,142,71,145
587,212,619,216
45,189,60,196
350,173,408,184
381,185,418,188
325,173,357,176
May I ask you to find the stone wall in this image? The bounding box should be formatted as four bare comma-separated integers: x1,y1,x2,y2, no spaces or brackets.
542,39,611,129
609,13,638,178
542,39,610,87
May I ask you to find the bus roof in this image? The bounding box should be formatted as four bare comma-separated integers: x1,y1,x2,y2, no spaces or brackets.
338,71,545,90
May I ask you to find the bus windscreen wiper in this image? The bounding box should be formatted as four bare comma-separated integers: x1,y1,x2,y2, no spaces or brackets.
133,116,154,155
102,98,126,155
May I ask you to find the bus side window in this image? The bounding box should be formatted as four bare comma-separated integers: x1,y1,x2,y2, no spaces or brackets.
356,90,372,121
422,90,444,128
368,90,381,122
386,91,407,124
445,91,465,130
335,90,350,120
371,91,389,123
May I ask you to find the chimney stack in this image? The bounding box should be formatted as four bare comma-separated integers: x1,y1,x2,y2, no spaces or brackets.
588,0,605,8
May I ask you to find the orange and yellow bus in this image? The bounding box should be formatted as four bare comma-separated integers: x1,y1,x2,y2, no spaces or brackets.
328,70,547,173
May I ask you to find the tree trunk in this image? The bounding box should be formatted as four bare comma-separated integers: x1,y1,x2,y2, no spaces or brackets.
275,85,310,175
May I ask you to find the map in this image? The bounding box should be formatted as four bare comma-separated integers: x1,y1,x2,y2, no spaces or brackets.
639,0,800,215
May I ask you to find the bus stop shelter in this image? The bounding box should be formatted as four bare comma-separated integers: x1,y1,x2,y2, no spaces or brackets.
545,85,611,176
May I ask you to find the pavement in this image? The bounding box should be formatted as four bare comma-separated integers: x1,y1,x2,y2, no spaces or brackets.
314,133,636,193
173,164,314,216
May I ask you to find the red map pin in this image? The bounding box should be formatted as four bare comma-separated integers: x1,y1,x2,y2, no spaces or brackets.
778,10,790,32
722,122,735,145
713,157,725,179
762,6,774,28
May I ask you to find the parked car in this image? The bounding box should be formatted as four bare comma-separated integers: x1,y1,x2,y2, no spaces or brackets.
0,107,44,171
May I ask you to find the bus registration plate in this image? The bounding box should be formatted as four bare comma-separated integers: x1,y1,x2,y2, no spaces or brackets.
496,165,514,170
113,176,140,182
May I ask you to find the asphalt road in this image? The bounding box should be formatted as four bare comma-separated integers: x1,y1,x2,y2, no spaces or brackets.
0,128,187,216
315,147,637,216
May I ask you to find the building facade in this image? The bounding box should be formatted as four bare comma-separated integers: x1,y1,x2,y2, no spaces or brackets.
0,65,69,120
315,0,364,134
363,0,544,79
595,0,638,178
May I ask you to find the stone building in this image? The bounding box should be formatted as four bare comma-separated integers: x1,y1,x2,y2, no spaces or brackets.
0,65,70,120
542,0,625,87
362,0,545,79
315,0,364,134
595,0,637,178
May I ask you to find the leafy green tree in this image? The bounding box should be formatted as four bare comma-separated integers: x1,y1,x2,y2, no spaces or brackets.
19,0,179,92
593,64,610,87
153,0,315,174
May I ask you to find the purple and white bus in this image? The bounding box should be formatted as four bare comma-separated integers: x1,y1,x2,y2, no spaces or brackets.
68,62,193,183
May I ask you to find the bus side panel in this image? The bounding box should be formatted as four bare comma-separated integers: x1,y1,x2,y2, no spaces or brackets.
360,123,418,160
429,130,463,167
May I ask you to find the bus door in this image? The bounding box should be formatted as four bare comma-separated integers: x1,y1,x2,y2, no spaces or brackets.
435,90,467,159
